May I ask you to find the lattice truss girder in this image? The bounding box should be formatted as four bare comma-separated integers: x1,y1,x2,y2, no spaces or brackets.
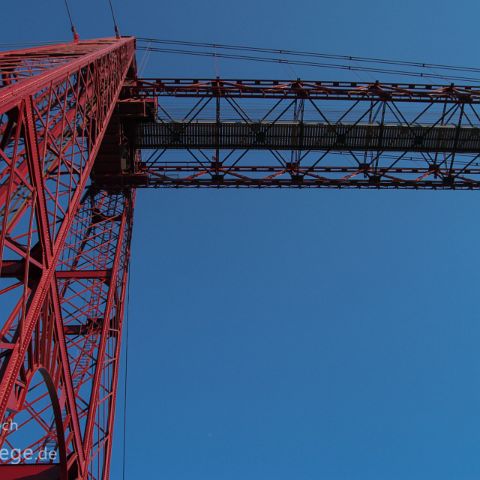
125,78,480,188
56,189,134,480
0,38,135,480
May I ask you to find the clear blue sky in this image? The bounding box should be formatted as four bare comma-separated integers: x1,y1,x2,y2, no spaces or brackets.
4,1,480,479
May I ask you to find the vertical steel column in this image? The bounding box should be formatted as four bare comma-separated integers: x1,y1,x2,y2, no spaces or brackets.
57,188,135,480
0,38,136,479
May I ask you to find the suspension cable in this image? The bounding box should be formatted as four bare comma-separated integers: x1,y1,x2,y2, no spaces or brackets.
122,270,131,480
107,0,121,38
63,0,79,42
137,37,480,76
136,46,480,83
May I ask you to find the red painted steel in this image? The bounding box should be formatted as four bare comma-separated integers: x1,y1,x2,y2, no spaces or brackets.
131,78,480,102
2,38,480,480
118,77,480,189
0,38,135,479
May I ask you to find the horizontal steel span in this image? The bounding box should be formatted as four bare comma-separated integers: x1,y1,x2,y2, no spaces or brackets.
135,122,480,153
130,78,480,102
94,77,480,189
98,162,480,189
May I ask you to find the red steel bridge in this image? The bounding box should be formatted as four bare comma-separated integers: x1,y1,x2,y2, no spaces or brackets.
1,36,480,479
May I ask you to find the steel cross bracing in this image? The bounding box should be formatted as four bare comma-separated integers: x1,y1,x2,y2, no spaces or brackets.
105,78,480,189
1,37,480,480
0,38,135,480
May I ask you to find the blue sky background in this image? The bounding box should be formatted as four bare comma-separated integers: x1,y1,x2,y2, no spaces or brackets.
4,1,480,479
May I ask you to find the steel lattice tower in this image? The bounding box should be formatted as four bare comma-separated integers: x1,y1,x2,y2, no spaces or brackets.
1,37,480,479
